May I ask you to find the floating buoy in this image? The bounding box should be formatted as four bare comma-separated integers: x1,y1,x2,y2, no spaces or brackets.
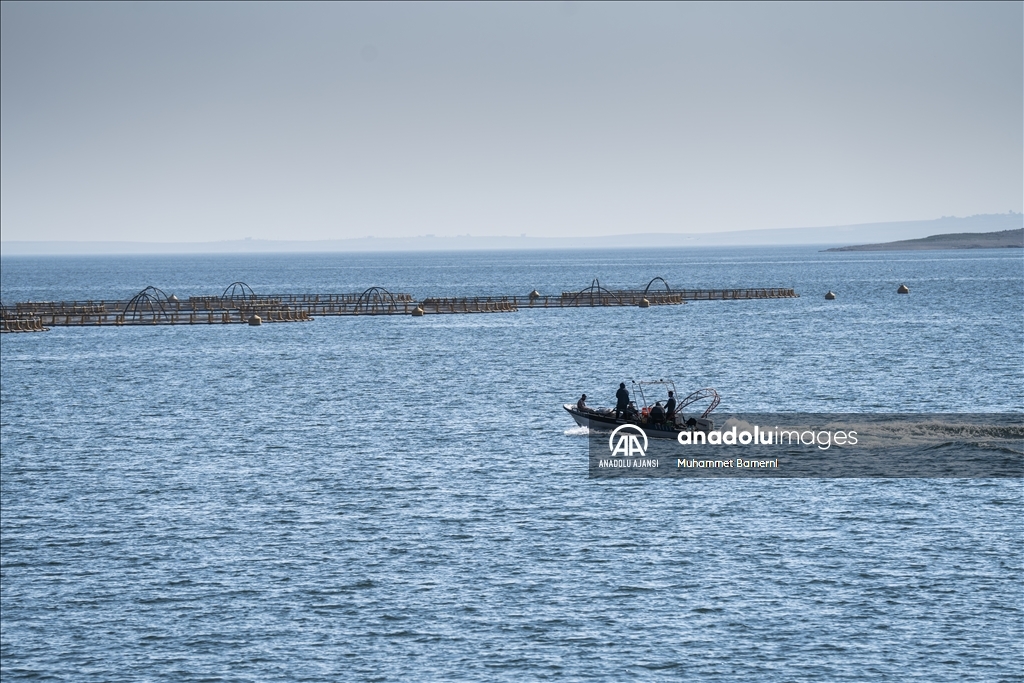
411,306,425,317
248,314,262,326
825,290,836,300
638,298,651,308
529,290,541,300
167,294,179,302
897,284,910,294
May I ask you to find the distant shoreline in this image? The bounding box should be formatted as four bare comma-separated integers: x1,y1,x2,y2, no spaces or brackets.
823,228,1023,252
3,214,1021,256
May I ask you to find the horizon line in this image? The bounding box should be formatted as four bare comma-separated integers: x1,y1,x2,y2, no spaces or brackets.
2,213,1020,256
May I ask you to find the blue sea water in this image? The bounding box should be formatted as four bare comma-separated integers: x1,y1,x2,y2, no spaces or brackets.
1,247,1022,681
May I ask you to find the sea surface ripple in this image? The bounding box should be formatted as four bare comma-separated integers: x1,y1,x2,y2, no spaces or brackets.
2,248,1022,681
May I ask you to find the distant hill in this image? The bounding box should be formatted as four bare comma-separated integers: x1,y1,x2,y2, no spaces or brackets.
3,213,1021,255
823,228,1023,252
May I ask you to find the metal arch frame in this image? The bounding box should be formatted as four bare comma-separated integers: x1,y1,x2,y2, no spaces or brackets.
122,286,172,322
563,278,625,306
676,388,721,418
222,282,257,300
354,286,400,313
641,277,672,299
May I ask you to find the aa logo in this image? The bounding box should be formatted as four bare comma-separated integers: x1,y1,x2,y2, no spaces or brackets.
609,424,648,458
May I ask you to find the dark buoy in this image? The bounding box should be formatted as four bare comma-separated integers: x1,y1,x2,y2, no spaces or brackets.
638,298,651,308
825,290,836,300
529,289,541,300
248,314,262,326
410,306,425,317
897,284,910,294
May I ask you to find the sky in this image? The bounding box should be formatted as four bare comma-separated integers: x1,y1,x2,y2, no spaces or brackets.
1,1,1021,243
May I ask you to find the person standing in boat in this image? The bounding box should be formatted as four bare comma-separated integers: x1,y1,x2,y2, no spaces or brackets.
577,394,588,412
615,383,630,419
665,391,677,422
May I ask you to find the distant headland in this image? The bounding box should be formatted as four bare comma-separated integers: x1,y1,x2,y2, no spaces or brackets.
823,228,1024,252
3,213,1021,255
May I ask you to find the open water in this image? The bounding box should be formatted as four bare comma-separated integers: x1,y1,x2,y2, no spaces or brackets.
1,247,1022,681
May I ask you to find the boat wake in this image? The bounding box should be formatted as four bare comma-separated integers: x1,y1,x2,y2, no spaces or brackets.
564,425,590,437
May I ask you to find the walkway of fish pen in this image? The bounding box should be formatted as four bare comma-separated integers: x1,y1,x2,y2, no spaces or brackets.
2,278,799,330
0,310,49,333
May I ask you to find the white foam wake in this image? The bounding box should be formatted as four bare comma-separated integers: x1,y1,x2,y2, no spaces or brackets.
564,426,590,437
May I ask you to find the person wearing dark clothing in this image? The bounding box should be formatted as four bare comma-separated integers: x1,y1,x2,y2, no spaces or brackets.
615,383,630,419
665,391,677,421
577,394,588,411
650,402,666,425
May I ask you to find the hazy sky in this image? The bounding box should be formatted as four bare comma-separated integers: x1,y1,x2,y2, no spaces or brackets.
2,1,1021,242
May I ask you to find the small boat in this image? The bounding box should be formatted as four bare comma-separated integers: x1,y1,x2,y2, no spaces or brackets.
564,380,719,438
